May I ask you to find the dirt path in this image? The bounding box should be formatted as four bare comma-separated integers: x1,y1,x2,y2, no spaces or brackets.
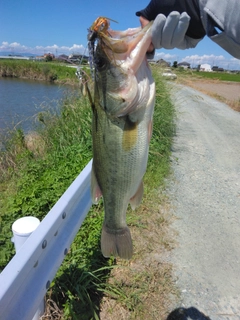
167,85,240,319
179,79,240,112
189,81,240,101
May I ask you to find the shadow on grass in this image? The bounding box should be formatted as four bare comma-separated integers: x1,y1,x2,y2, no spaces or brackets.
167,307,211,320
47,244,114,320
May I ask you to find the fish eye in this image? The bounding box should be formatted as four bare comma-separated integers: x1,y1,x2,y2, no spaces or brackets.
100,23,106,30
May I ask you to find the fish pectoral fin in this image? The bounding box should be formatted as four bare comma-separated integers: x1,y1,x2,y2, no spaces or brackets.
129,181,144,210
101,224,133,260
122,116,138,151
91,164,102,204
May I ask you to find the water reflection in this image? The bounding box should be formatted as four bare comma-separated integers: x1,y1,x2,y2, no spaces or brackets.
0,77,73,134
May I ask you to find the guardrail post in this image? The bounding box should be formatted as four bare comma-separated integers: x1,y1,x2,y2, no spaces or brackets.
12,216,45,320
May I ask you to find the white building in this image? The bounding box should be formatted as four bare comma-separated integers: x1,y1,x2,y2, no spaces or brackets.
200,63,212,72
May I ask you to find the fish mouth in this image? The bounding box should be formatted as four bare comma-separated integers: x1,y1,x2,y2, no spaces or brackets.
88,17,153,59
89,18,154,117
100,22,153,57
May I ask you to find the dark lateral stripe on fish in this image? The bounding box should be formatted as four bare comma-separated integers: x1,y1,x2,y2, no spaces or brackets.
122,116,138,152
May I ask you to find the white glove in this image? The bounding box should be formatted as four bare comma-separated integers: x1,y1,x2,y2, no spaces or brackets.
152,11,202,50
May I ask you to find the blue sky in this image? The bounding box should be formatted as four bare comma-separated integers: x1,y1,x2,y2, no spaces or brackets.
1,0,240,70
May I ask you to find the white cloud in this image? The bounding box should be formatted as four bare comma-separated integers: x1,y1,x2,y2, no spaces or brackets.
0,41,87,55
230,57,240,67
154,51,177,62
69,44,86,52
153,50,240,70
0,41,28,51
180,54,240,70
182,54,225,65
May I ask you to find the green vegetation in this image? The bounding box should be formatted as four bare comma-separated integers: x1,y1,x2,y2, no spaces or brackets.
195,71,240,82
175,68,240,82
0,59,79,84
0,66,175,319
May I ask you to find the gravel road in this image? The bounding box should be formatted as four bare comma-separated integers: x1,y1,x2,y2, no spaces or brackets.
167,85,240,320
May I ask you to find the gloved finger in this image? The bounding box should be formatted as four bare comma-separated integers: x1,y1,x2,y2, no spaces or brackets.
161,11,181,49
151,13,166,49
162,11,190,49
170,12,190,48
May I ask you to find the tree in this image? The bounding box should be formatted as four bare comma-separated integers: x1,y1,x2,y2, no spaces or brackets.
44,53,55,62
172,61,178,68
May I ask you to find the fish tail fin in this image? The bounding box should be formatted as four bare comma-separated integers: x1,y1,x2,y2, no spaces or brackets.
101,224,133,260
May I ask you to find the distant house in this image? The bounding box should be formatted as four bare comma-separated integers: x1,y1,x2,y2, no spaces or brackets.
68,53,89,63
212,66,219,71
44,53,55,59
212,66,224,72
200,63,212,72
35,56,44,61
155,58,171,67
68,53,82,62
178,61,190,69
57,54,69,62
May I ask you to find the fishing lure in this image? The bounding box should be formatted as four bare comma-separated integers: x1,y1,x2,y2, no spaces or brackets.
87,17,117,79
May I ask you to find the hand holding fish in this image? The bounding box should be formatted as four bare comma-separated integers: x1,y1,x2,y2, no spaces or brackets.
139,11,197,58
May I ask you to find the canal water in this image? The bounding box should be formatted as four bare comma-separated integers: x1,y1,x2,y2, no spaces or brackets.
0,77,73,135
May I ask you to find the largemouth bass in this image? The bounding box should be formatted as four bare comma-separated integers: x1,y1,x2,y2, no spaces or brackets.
89,18,155,259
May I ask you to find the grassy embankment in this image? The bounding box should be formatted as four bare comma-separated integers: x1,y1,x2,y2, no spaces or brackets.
0,59,80,85
0,65,176,319
194,70,240,82
175,67,240,82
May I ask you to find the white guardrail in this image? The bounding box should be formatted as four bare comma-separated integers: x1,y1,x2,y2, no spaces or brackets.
0,159,93,320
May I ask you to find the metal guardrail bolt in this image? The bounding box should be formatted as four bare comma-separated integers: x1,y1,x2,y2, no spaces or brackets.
46,281,50,290
42,240,47,249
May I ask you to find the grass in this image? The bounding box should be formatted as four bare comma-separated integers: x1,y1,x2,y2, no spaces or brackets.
194,71,240,82
0,59,79,84
174,68,240,82
228,99,240,112
0,65,176,319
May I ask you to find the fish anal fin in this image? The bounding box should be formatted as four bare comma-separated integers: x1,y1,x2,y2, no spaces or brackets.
129,181,144,210
91,164,102,204
101,224,133,260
